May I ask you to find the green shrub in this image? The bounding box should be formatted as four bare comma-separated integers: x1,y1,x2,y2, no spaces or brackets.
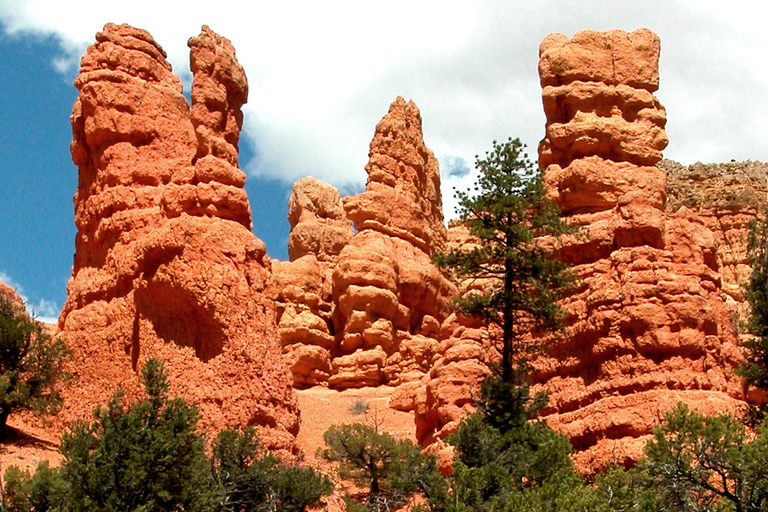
320,422,438,511
212,427,332,511
0,295,69,435
2,358,332,512
56,358,214,511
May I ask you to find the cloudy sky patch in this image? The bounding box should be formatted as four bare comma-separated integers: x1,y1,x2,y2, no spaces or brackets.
0,0,766,319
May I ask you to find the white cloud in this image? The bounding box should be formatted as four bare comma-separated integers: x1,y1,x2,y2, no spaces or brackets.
0,271,60,324
2,0,767,209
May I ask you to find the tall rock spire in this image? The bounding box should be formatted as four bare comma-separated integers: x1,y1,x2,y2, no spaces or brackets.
536,29,743,470
60,24,298,452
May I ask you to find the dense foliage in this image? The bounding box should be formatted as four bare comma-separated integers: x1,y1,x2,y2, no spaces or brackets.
740,213,768,407
0,295,69,435
1,359,331,512
642,403,768,511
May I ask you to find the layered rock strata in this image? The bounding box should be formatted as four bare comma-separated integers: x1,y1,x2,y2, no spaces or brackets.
272,177,353,388
532,29,746,469
273,98,456,399
663,160,768,302
414,29,748,471
59,24,298,451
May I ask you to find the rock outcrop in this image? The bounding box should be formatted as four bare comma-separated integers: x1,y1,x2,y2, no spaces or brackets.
59,24,298,451
663,160,768,302
0,280,23,308
273,98,456,399
413,29,750,472
535,31,744,470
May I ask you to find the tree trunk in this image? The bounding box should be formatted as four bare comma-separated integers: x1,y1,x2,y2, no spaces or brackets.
0,408,9,439
503,225,514,384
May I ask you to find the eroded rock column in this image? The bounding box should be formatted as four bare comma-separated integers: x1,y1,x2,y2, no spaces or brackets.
273,97,456,405
536,29,744,470
60,24,298,452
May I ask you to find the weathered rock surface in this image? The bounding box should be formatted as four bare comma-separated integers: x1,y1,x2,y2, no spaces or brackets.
287,177,354,262
413,29,751,472
663,160,768,302
274,97,456,399
0,280,24,309
59,24,298,451
533,29,746,470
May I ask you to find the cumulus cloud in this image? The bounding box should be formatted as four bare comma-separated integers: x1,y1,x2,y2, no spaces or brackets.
2,0,766,202
443,156,472,179
0,271,60,324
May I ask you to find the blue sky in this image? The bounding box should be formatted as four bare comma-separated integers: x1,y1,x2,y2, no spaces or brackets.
0,29,301,321
1,1,767,322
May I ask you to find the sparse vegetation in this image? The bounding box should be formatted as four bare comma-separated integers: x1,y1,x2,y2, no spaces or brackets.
319,422,438,511
349,397,370,416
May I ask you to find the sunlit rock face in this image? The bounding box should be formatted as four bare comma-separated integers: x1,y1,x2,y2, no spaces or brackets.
60,23,298,452
534,28,746,471
413,29,753,473
273,97,456,405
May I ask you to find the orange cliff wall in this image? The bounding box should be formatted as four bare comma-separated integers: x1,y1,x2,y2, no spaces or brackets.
58,24,298,452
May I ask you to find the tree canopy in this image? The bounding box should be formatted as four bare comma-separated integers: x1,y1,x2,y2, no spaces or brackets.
0,294,69,435
434,137,576,384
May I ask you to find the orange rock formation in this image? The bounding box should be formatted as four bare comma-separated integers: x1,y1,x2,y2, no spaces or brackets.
411,29,750,471
537,30,746,469
59,24,298,451
273,98,456,402
52,23,768,474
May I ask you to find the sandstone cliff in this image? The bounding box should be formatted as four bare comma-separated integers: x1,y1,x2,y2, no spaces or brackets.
59,24,298,451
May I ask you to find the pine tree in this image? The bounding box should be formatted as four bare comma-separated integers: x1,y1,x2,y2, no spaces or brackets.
434,137,576,425
434,137,575,386
740,213,768,396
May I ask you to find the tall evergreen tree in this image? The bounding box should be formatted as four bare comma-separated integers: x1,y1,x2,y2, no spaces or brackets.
740,213,768,397
434,137,576,390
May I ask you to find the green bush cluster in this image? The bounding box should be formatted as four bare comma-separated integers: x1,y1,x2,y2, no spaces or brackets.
1,359,331,512
0,295,69,435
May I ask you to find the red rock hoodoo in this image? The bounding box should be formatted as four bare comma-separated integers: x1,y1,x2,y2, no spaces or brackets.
273,97,456,403
59,23,298,451
412,29,752,472
535,29,745,469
